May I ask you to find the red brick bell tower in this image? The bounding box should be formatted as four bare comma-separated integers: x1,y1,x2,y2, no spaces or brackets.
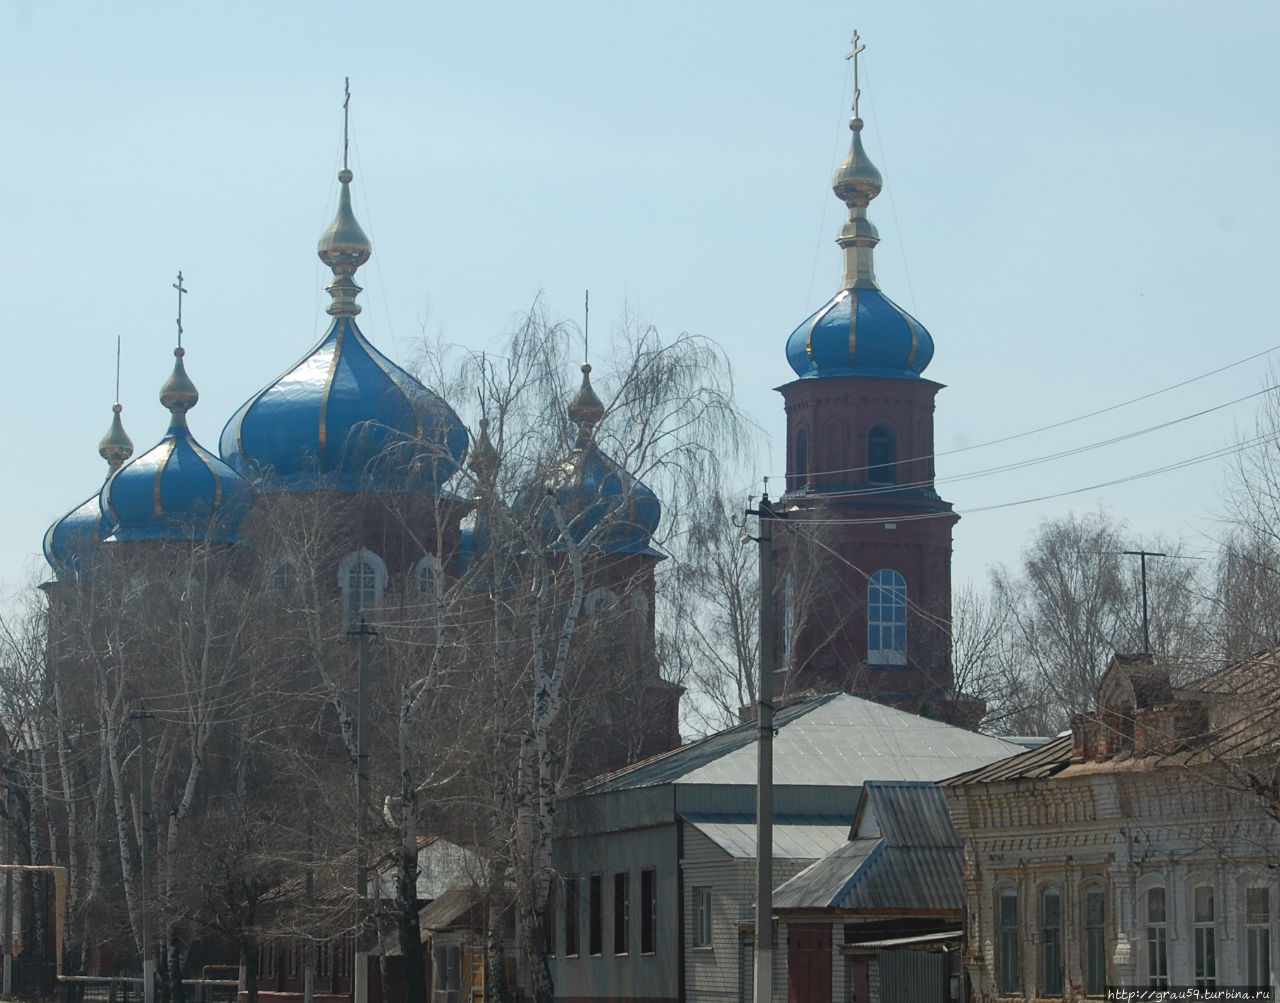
772,52,963,720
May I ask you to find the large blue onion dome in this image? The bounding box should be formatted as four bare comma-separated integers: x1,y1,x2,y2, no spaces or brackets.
519,365,662,556
219,167,467,493
784,107,934,381
102,347,253,544
43,402,135,580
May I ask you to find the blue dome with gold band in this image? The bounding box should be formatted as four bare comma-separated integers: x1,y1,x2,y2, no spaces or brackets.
518,365,662,556
785,286,933,379
785,106,935,381
44,401,135,580
219,316,467,493
102,347,252,544
219,166,467,494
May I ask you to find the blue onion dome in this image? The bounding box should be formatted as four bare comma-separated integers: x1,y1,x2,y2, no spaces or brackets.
521,365,662,556
784,112,934,380
102,347,252,544
43,402,135,580
219,167,467,493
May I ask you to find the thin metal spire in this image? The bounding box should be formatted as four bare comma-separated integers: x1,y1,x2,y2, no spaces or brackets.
343,77,351,172
172,271,188,347
845,30,865,118
583,289,590,364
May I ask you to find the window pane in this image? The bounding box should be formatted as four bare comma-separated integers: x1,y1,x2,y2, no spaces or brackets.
1042,889,1062,997
564,877,579,956
613,872,630,955
1084,889,1106,996
640,870,656,955
589,875,603,955
998,890,1019,995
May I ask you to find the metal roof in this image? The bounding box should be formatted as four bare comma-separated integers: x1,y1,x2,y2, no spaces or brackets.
940,734,1074,785
775,783,963,913
581,693,1023,793
684,815,851,861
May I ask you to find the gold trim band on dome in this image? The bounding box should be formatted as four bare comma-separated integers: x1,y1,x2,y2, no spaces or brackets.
848,289,858,365
154,439,177,516
188,437,224,509
806,290,848,365
317,322,346,467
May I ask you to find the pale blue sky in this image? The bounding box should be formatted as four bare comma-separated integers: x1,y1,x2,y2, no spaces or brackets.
6,1,1279,602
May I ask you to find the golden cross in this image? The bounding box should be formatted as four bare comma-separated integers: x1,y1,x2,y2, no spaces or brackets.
845,30,865,118
343,77,351,171
173,271,188,347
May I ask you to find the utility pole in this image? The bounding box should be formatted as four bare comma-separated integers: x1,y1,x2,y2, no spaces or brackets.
3,771,12,999
132,707,155,1003
747,484,780,1003
1121,549,1167,654
350,613,376,1003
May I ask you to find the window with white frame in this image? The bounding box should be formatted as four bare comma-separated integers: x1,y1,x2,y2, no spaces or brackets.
1193,885,1216,989
584,587,619,616
414,554,444,601
1083,886,1106,997
1247,887,1271,989
868,569,907,665
1041,886,1063,997
1146,887,1169,988
997,887,1019,996
338,549,386,626
693,886,712,949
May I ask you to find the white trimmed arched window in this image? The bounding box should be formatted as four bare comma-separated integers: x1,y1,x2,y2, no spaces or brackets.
584,587,619,616
414,554,445,601
867,569,907,665
338,549,387,626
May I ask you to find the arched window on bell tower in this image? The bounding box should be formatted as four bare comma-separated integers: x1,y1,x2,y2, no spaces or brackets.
868,569,907,665
793,428,809,490
868,425,897,485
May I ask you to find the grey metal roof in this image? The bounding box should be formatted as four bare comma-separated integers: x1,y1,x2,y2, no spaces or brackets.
940,734,1073,786
581,693,1023,793
857,781,962,847
684,815,851,861
775,783,963,913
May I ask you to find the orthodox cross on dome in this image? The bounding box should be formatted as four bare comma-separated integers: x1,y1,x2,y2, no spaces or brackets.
172,271,189,347
343,76,351,172
583,289,590,364
845,30,865,118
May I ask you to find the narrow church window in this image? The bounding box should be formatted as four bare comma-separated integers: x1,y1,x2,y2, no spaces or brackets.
867,570,907,665
640,869,657,955
545,878,557,957
589,874,603,956
1246,887,1271,989
795,428,809,484
1146,888,1168,987
584,587,619,616
867,425,896,485
564,876,580,957
1041,886,1062,996
1194,886,1216,989
270,560,297,592
1083,886,1106,996
997,888,1019,995
614,871,630,955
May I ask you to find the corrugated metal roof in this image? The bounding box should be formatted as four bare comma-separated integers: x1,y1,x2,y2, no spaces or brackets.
685,816,851,861
940,734,1073,785
860,781,961,847
582,693,1023,793
776,783,963,912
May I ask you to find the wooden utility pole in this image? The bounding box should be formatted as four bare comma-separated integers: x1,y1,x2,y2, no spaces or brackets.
351,614,376,1003
747,486,779,1003
132,707,155,1003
